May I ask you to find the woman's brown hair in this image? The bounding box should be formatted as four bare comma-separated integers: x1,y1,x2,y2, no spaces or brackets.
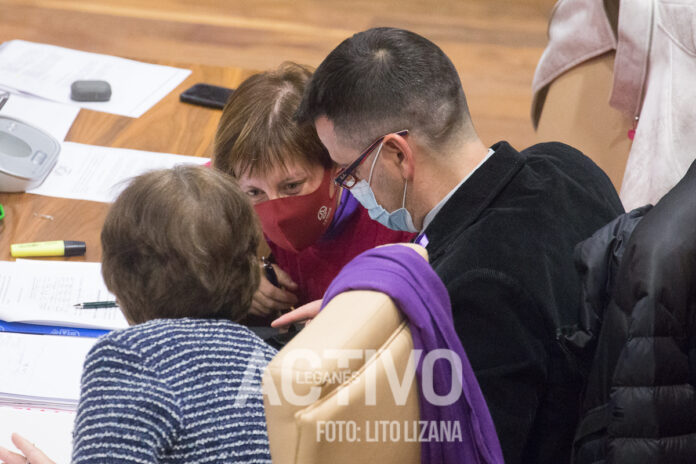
101,165,261,324
213,62,333,178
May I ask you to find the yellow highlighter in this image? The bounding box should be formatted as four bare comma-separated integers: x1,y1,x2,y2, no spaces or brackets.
11,240,86,258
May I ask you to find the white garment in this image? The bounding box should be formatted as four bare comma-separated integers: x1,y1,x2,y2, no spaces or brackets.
618,0,696,209
533,0,696,210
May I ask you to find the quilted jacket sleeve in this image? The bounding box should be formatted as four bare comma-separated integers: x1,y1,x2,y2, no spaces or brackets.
608,161,696,463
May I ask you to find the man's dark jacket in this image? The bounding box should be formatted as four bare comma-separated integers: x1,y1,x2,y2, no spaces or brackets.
573,160,696,463
423,141,624,464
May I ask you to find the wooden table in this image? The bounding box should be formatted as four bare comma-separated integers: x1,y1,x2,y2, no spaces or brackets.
0,62,257,262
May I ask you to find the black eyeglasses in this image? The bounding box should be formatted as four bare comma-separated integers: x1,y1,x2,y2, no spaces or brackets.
334,130,409,189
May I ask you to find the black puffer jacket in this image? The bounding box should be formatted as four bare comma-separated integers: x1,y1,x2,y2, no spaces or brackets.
571,160,696,463
608,159,696,462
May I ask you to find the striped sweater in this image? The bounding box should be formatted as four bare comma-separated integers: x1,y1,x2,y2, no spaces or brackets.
72,318,276,463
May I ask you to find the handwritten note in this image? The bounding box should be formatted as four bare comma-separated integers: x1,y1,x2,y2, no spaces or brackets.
0,260,127,330
0,333,95,409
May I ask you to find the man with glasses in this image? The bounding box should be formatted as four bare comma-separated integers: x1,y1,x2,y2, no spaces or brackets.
282,27,624,463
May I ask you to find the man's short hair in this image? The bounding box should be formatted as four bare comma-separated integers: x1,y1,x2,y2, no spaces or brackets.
101,165,261,324
296,27,474,149
213,62,333,178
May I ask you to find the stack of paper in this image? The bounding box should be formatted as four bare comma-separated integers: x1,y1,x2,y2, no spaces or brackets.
0,40,191,117
0,260,128,330
0,407,75,463
0,333,95,410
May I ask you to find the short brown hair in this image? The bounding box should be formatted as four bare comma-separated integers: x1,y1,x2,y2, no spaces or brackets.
101,165,261,324
213,62,333,178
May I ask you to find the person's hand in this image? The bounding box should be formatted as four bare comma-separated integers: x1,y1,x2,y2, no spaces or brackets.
271,299,322,328
0,433,55,464
250,265,299,318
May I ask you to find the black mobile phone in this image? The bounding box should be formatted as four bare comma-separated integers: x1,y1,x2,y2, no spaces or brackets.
179,83,234,109
261,256,281,288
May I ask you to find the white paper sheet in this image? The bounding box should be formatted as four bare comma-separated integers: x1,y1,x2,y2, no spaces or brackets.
0,333,95,410
29,142,209,203
0,89,80,141
0,260,127,330
0,407,75,463
0,40,191,118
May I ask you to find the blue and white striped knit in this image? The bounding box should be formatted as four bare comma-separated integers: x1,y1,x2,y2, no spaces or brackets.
71,318,277,463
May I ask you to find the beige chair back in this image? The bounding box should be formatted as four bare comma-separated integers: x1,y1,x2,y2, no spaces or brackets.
263,244,427,464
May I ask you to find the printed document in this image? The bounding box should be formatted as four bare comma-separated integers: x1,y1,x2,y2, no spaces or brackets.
0,40,191,117
29,142,209,203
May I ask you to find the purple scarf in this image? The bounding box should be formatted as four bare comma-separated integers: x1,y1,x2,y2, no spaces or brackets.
321,246,504,464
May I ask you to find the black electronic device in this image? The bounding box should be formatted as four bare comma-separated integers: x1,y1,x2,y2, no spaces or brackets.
179,83,234,109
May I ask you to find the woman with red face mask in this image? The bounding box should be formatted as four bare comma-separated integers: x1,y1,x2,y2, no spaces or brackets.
213,62,415,325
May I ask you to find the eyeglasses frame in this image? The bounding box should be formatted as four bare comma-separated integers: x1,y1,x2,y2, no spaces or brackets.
333,129,409,189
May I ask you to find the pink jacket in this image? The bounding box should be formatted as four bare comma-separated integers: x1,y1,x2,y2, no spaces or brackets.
533,0,696,210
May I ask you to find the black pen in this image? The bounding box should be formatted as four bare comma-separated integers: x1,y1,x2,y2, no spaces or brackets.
74,300,119,309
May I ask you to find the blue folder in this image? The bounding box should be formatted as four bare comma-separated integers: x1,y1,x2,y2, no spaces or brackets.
0,320,109,338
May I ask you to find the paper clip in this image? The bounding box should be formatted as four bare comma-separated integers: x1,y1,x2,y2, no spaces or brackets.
33,212,54,221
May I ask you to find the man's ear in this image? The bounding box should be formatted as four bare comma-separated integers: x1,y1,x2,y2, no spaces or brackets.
330,162,342,176
383,132,415,181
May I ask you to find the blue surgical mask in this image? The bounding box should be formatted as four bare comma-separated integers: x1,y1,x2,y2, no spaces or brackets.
349,143,418,233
